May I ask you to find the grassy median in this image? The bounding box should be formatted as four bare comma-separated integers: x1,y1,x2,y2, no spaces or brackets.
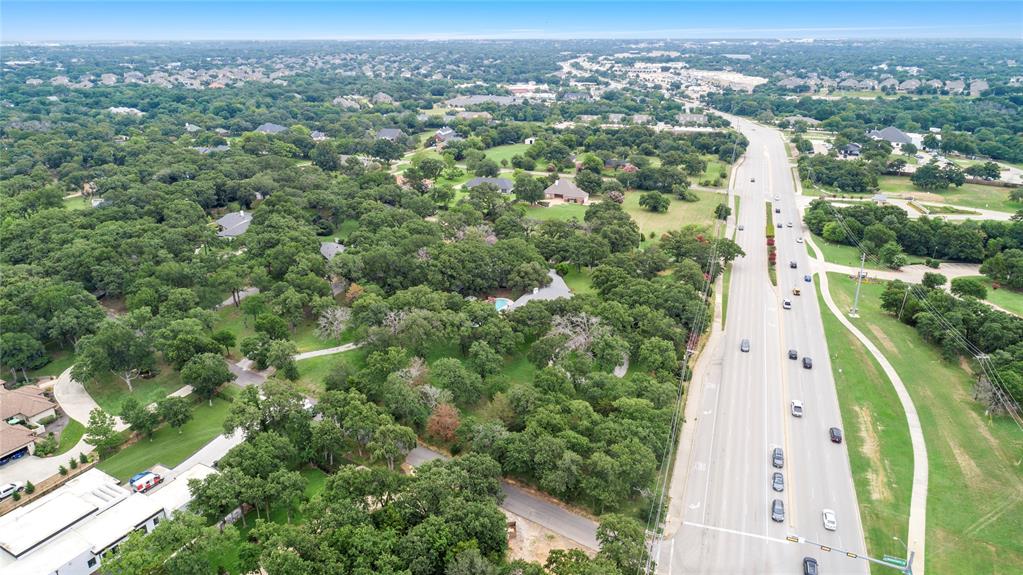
825,272,1023,574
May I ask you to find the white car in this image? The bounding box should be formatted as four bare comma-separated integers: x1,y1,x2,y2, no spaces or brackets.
774,195,780,201
822,508,838,531
790,400,804,417
786,222,793,228
796,237,804,243
782,298,792,309
0,482,25,500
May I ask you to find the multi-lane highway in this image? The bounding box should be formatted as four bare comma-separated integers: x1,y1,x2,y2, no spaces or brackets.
656,117,869,574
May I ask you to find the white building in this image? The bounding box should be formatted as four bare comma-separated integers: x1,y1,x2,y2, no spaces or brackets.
0,464,214,575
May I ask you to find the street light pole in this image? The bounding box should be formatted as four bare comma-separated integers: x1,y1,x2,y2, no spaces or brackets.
850,251,866,318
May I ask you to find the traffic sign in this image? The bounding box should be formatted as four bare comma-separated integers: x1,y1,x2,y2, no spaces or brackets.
883,555,908,567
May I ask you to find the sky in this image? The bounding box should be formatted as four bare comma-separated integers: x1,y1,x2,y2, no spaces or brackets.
2,1,1020,42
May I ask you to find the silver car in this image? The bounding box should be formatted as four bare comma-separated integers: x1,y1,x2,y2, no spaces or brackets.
772,499,785,522
772,472,784,492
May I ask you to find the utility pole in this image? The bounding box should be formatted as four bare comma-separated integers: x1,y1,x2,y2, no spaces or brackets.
897,287,910,321
850,252,866,318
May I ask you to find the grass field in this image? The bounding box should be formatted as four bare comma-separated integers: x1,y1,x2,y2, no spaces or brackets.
55,419,85,456
485,143,531,166
697,155,730,187
523,202,588,222
815,281,913,561
62,196,90,211
878,176,1023,214
23,347,76,379
96,390,236,481
561,268,595,295
959,276,1023,317
84,365,184,415
622,190,721,237
295,347,367,393
826,272,1023,574
212,307,339,356
809,234,926,271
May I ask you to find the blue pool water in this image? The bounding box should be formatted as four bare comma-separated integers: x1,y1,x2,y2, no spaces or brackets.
494,298,513,311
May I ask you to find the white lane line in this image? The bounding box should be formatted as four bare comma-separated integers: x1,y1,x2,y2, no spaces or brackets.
684,521,791,545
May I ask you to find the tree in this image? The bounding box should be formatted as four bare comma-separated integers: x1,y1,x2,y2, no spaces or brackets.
575,170,604,195
427,403,460,442
446,549,498,575
269,469,307,523
922,133,940,150
474,158,500,178
369,423,418,470
514,173,545,204
0,333,46,382
911,162,950,190
901,142,918,156
597,513,649,574
73,320,156,392
266,339,299,380
212,330,236,354
181,353,234,405
921,272,947,289
84,408,121,453
121,397,161,440
316,306,352,342
158,396,194,432
965,161,1001,181
639,191,669,213
639,338,678,374
98,511,239,575
951,277,987,299
430,358,484,405
714,203,731,221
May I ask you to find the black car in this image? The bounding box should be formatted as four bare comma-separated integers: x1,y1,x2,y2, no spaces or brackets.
772,447,784,468
788,349,798,360
803,557,819,575
802,357,813,369
830,427,843,444
789,261,797,269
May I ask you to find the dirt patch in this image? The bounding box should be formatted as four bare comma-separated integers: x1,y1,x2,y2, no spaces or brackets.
854,406,891,502
904,191,945,203
504,509,594,564
867,324,900,358
945,431,983,485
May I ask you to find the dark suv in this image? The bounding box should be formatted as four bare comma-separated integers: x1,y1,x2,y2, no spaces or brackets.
788,349,798,360
802,357,813,369
803,557,819,575
830,427,843,443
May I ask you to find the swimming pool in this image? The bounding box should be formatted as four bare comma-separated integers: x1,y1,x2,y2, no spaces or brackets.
494,297,513,312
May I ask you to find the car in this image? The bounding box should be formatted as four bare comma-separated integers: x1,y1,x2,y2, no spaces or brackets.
740,338,750,352
786,222,793,228
751,177,756,182
0,482,25,500
790,400,804,417
792,287,801,296
738,224,745,231
803,357,813,369
782,298,792,309
772,447,784,468
822,509,838,531
776,222,782,228
772,472,784,492
771,499,785,522
796,237,804,243
774,195,780,201
129,471,164,493
804,274,812,283
830,427,843,443
789,261,797,268
788,349,798,360
803,557,819,575
775,207,781,214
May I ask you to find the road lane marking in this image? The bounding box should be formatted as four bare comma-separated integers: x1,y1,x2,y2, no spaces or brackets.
684,521,791,545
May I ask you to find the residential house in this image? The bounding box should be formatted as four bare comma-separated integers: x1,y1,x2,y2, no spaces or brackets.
456,111,492,121
840,143,862,157
879,78,899,91
632,114,652,124
215,210,252,238
524,137,537,145
255,123,287,134
0,421,37,461
560,92,590,102
544,178,589,204
371,92,395,105
375,128,405,141
434,126,460,143
676,113,708,125
0,465,215,575
783,115,821,127
604,159,637,173
310,131,328,141
183,123,201,133
332,96,360,110
576,114,598,123
898,79,921,92
607,113,625,124
107,107,144,117
445,95,519,107
969,79,989,97
944,79,966,94
867,126,913,148
319,241,346,260
1,385,57,427
190,145,230,155
465,177,514,194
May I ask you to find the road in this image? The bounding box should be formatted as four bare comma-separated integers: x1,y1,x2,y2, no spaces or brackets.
656,116,869,574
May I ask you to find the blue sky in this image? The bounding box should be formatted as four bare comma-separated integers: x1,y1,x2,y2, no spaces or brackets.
2,1,1020,42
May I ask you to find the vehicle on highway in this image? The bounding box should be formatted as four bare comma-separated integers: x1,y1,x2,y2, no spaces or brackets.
776,222,782,228
0,481,25,500
775,207,781,214
772,472,784,492
803,557,819,575
774,195,780,201
792,287,801,296
129,471,164,493
786,222,793,227
822,508,838,531
796,237,804,243
782,298,792,309
790,400,804,417
830,427,843,443
738,224,745,231
771,499,785,522
788,349,798,360
772,447,784,468
803,357,813,369
740,338,750,352
751,177,756,182
804,274,812,282
789,260,797,268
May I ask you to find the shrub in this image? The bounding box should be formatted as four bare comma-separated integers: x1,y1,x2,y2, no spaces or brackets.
79,452,88,464
11,492,20,502
69,457,78,470
37,414,58,426
59,465,68,476
24,481,35,494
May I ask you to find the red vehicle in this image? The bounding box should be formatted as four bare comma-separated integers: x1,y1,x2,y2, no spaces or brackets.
129,471,164,493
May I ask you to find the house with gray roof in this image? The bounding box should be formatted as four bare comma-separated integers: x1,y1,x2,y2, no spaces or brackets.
255,122,287,134
320,241,346,260
445,95,518,107
310,130,328,141
215,210,252,238
867,126,913,147
371,92,395,105
375,128,405,141
465,177,514,194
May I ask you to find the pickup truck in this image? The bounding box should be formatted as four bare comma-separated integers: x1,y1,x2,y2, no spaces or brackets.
129,471,164,493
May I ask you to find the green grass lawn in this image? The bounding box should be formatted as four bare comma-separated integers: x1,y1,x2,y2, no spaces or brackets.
959,276,1023,317
816,281,913,561
213,307,337,356
809,233,925,271
523,202,588,222
561,268,595,295
826,273,1023,574
697,155,730,187
25,347,76,379
622,190,721,237
877,176,1023,214
96,390,236,481
295,347,368,393
55,419,85,456
85,366,184,415
485,143,531,166
720,263,733,325
62,196,90,211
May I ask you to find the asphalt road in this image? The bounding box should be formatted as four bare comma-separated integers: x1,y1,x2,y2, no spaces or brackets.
656,117,869,574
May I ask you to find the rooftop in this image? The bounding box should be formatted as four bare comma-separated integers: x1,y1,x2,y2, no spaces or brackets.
0,385,56,420
215,210,252,237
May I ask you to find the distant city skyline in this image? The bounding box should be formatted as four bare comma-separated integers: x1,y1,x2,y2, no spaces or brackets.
2,1,1020,43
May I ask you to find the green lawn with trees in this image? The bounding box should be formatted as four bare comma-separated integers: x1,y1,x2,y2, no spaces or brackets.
84,366,184,416
878,176,1023,213
959,276,1023,317
623,189,721,237
826,273,1023,574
